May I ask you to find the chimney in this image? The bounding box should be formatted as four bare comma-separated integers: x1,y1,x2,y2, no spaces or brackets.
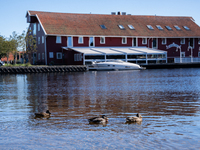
117,11,121,15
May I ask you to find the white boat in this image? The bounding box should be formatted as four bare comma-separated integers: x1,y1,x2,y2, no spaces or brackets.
88,60,145,71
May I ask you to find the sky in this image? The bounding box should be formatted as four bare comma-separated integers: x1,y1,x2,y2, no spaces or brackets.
0,0,200,38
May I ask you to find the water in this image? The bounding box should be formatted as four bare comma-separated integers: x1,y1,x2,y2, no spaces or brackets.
0,68,200,149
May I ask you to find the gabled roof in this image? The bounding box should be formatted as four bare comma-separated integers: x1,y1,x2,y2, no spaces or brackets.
27,10,200,37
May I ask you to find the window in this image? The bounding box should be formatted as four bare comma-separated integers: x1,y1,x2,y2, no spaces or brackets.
42,53,44,60
122,37,127,44
128,25,135,30
49,52,53,58
57,52,62,59
118,25,125,30
198,52,200,57
100,25,107,29
183,26,190,30
181,52,185,57
162,38,166,45
67,36,73,47
74,54,82,61
38,37,40,44
33,23,36,35
152,38,157,48
42,36,44,44
78,37,83,44
174,25,181,30
142,38,147,44
38,24,40,31
180,38,185,44
189,38,194,48
165,26,172,30
100,37,105,44
198,38,200,44
147,25,154,30
132,38,137,47
56,36,61,43
38,53,40,60
89,37,94,47
156,25,163,30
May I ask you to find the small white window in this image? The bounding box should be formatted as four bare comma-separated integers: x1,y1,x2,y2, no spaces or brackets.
57,52,62,59
42,53,44,60
78,37,83,44
68,36,73,47
42,36,44,44
147,25,154,30
165,26,172,30
162,38,166,45
89,37,94,47
100,37,105,44
128,25,135,30
49,52,53,58
198,38,200,44
38,37,40,44
122,37,127,44
56,36,61,43
118,25,125,30
183,26,190,30
180,38,185,44
174,25,181,30
38,24,40,31
142,38,147,44
38,53,40,60
33,23,36,35
156,25,163,30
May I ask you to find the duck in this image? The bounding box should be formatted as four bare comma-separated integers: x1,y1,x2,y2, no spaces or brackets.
126,113,142,122
35,110,51,117
88,115,108,124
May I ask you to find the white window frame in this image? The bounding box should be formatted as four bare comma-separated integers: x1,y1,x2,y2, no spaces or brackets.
100,37,105,44
38,53,40,60
189,38,194,48
49,52,53,58
38,23,40,31
152,38,158,49
42,53,44,60
147,25,154,30
132,37,137,47
181,52,185,57
118,25,125,30
78,36,83,44
89,37,94,47
128,25,135,30
38,37,40,44
142,38,147,44
42,36,44,44
174,25,181,30
162,38,167,45
56,52,62,59
56,36,61,43
180,38,185,44
67,36,73,47
156,25,163,30
122,37,127,44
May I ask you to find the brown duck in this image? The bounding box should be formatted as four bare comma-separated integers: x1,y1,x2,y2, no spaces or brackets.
126,113,142,122
88,115,108,124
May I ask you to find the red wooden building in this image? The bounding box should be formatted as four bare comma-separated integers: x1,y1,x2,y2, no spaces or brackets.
26,11,200,65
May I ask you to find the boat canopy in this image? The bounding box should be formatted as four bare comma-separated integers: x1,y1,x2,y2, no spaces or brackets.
62,47,167,65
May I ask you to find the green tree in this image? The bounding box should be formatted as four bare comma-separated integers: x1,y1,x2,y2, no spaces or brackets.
0,36,6,59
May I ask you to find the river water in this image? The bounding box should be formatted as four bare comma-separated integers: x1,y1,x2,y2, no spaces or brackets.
0,68,200,149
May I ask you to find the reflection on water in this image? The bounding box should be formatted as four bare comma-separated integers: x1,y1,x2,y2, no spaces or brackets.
0,68,200,149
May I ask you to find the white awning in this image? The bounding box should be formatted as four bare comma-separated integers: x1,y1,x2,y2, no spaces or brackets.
63,47,167,55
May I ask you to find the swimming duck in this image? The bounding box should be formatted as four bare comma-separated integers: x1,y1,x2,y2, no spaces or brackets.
35,110,51,117
88,115,108,124
126,113,142,122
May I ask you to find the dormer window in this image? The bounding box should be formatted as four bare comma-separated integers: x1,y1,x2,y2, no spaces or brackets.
156,25,163,30
147,25,154,30
183,26,190,30
118,25,125,30
174,25,181,30
128,25,135,30
165,26,172,30
100,25,107,29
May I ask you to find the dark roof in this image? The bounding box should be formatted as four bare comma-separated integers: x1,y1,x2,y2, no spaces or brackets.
27,10,200,37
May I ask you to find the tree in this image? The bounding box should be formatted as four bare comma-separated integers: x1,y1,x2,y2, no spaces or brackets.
0,36,6,59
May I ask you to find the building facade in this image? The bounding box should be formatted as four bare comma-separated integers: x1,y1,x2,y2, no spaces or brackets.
26,11,200,65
